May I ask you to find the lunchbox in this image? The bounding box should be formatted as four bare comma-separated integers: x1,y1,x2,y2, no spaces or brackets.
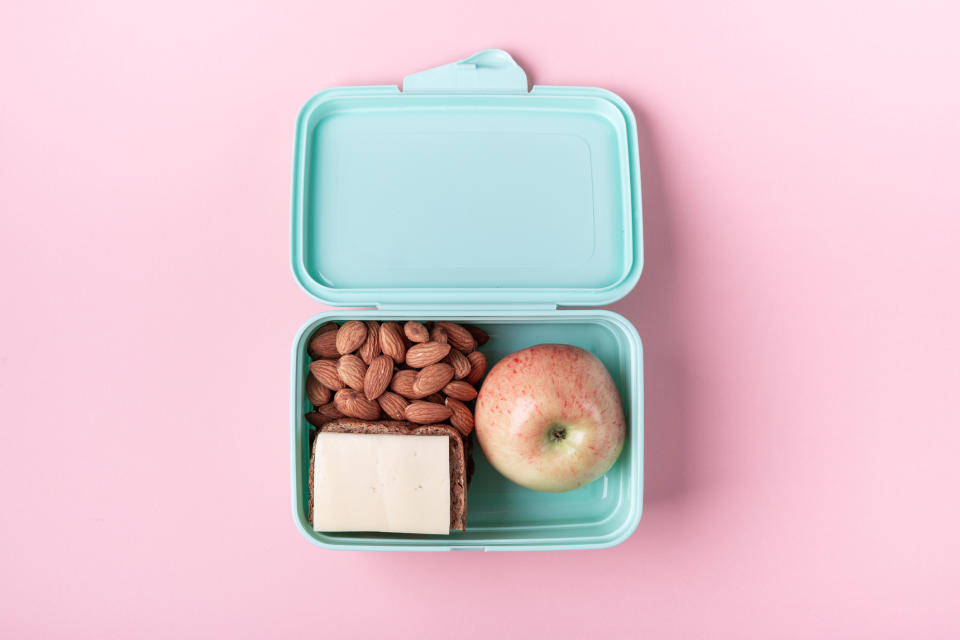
290,50,644,551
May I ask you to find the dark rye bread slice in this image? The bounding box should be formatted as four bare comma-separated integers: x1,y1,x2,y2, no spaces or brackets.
309,420,467,531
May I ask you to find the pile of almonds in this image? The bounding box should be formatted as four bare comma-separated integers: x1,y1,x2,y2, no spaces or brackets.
304,320,488,437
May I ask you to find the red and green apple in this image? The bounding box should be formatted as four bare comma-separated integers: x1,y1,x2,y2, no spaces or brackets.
475,344,625,492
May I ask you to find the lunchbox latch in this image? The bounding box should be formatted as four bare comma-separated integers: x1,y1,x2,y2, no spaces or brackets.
402,49,528,94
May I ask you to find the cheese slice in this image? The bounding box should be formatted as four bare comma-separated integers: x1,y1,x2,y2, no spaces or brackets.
312,432,451,535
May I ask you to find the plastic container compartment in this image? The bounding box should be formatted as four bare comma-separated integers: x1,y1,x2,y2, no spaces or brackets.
290,51,644,551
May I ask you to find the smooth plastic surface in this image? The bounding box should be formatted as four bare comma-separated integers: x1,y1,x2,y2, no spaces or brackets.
291,54,642,307
291,311,643,551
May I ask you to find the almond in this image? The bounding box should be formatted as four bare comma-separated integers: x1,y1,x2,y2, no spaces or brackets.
465,324,489,346
357,320,381,364
307,324,340,359
424,393,445,404
445,397,474,435
336,320,367,355
309,359,344,391
405,401,452,424
305,374,331,405
316,402,345,418
304,411,333,428
466,350,487,386
390,369,420,399
333,388,381,420
363,354,393,400
412,363,455,396
444,348,472,379
429,325,448,344
337,354,367,391
405,341,451,368
377,391,409,421
443,380,477,402
314,322,339,335
436,321,475,353
404,321,429,343
379,322,406,363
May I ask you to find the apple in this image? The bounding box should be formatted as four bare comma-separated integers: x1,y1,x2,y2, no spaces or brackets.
474,344,626,492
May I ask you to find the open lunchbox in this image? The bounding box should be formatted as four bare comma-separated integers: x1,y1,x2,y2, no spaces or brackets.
290,50,644,551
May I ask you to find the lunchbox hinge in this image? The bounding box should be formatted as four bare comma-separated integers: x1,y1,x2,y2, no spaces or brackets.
376,303,557,312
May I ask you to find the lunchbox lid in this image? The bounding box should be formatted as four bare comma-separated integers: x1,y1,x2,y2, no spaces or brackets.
292,50,642,308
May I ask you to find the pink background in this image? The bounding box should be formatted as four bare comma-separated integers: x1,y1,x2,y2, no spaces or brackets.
2,0,959,637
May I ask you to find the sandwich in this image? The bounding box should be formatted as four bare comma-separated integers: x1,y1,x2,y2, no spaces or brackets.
310,420,467,532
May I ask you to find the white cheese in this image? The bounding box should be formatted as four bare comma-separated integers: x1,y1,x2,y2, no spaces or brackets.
312,432,450,535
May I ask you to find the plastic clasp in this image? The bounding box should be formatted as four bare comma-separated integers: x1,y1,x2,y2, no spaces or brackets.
402,49,528,94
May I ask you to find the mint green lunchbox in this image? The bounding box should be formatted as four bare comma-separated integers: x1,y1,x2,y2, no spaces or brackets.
290,50,644,551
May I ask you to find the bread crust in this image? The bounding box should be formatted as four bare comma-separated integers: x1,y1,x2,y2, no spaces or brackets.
309,420,467,531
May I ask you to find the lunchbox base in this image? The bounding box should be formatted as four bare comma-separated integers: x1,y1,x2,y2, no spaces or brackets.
291,310,643,551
